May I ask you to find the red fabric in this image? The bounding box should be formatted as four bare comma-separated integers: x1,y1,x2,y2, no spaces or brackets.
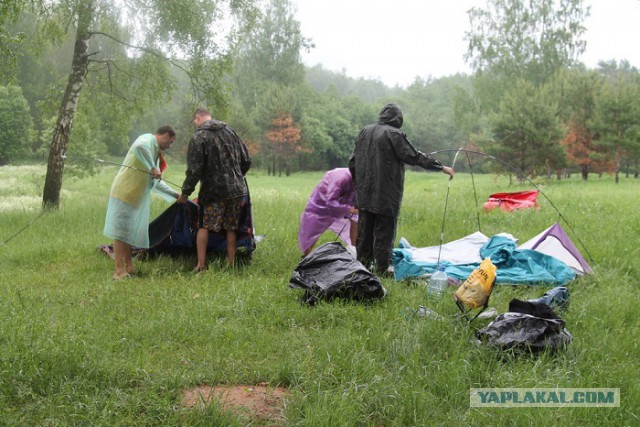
482,190,540,212
158,151,167,173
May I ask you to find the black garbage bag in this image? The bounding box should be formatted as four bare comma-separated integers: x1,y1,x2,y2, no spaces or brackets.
508,298,561,319
476,312,572,354
507,285,570,319
528,286,570,311
289,242,387,305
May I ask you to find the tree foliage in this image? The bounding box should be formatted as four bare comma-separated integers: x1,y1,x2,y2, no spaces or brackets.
489,79,565,177
0,85,33,165
233,0,309,111
305,64,401,103
230,0,310,174
4,0,639,185
399,75,472,153
265,114,304,176
296,86,374,170
464,0,590,177
591,61,640,182
465,0,589,86
555,67,604,179
0,0,27,84
27,0,259,208
465,0,589,124
562,119,612,179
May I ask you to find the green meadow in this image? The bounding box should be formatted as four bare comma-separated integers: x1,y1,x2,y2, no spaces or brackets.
0,164,638,426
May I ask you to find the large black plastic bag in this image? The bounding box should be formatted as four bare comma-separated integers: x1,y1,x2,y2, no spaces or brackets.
476,312,572,354
289,242,387,305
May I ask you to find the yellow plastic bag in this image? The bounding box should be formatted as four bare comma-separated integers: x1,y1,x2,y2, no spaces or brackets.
454,258,497,309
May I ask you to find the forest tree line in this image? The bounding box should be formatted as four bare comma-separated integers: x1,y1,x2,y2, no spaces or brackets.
1,0,639,207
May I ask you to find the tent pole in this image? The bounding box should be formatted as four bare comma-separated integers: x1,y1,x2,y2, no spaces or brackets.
429,148,595,264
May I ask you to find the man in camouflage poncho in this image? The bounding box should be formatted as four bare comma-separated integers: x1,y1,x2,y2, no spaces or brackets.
178,109,251,270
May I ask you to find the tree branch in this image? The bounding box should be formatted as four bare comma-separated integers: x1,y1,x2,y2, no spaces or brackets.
86,58,131,101
89,31,203,100
89,31,168,60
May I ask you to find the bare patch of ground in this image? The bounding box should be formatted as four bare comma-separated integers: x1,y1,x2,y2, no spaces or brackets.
181,383,290,424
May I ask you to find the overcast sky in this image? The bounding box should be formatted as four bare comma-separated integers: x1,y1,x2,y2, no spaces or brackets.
292,0,640,87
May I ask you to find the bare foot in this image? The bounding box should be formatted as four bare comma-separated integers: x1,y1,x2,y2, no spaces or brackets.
113,273,132,280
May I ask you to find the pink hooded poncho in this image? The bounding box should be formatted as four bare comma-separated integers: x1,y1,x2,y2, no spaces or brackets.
298,168,358,253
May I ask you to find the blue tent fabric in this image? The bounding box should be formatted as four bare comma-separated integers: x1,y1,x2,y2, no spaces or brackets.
393,234,576,286
147,200,255,256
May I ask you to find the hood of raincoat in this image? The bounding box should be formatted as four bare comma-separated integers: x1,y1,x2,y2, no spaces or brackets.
199,119,227,131
377,103,403,129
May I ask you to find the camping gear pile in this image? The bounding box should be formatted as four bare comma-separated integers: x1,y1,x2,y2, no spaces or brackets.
287,221,584,356
389,220,585,355
288,239,575,355
476,287,572,354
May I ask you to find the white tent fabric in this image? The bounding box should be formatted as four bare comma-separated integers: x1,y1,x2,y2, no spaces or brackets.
394,223,592,283
398,231,517,266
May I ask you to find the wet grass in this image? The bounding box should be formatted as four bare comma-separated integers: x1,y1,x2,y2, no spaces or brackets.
0,165,638,425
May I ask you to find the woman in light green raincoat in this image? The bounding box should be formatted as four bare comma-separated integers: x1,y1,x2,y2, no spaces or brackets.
104,126,178,279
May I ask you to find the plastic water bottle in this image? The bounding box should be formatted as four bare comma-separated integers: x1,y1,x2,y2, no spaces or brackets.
428,265,448,297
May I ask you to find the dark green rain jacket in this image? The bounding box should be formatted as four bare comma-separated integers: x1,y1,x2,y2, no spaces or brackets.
348,103,443,217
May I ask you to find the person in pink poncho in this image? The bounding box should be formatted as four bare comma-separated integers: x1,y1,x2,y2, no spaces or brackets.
298,168,358,256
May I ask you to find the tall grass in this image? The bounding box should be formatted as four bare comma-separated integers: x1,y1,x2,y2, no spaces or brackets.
0,164,638,425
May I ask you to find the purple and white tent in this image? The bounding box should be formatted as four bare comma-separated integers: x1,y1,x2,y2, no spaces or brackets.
517,223,592,275
392,223,592,285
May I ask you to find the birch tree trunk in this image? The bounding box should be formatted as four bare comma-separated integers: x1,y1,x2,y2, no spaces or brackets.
42,0,93,209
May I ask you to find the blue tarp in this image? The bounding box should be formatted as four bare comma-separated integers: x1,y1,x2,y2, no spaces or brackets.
393,235,576,286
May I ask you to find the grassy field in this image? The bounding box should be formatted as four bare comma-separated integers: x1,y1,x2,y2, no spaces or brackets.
0,163,638,426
